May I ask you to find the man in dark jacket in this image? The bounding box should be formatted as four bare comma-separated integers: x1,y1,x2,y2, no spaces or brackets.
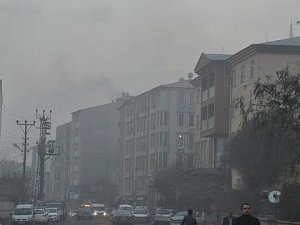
222,212,236,225
235,203,260,225
181,209,197,225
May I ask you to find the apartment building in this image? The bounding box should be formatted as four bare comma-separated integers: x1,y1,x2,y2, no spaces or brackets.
119,78,195,207
67,95,131,206
192,53,231,169
47,122,71,202
226,36,300,189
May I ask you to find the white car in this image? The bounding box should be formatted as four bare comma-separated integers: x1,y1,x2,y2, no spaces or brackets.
33,208,49,224
11,204,34,225
46,208,59,222
133,208,151,223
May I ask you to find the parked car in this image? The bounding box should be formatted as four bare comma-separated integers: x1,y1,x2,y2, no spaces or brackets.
33,208,49,224
76,207,93,220
111,210,135,225
170,211,188,225
133,208,150,224
153,209,174,225
46,208,59,222
11,204,34,225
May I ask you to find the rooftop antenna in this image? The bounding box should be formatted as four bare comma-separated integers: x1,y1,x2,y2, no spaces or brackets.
289,17,294,38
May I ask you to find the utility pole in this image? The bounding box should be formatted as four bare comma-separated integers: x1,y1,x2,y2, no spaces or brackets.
35,109,52,201
16,120,35,203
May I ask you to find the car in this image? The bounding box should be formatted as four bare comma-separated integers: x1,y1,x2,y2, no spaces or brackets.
118,205,134,212
11,204,34,225
152,209,174,225
33,208,49,224
111,210,135,225
46,208,59,222
76,207,93,220
133,208,150,224
170,211,188,225
90,203,108,217
68,210,77,217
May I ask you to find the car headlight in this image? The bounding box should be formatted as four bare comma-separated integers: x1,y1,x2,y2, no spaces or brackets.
93,212,97,216
104,212,107,216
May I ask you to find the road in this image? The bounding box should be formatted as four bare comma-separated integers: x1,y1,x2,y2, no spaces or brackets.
60,217,151,225
59,217,110,225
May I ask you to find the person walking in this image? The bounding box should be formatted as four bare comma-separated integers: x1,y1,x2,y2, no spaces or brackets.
222,212,236,225
235,203,260,225
181,209,197,225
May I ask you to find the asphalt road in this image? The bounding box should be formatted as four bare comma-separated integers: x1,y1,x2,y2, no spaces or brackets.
60,217,151,225
59,217,110,225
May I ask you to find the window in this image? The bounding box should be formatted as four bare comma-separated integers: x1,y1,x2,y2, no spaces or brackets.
163,152,168,168
151,94,156,108
150,113,155,129
201,107,207,130
159,91,169,106
208,73,215,98
196,115,200,130
187,134,194,149
176,155,183,168
208,103,215,128
178,92,185,105
250,60,255,79
150,133,155,148
159,111,169,126
240,65,245,83
178,113,184,126
188,114,194,127
177,133,184,148
189,92,194,105
231,70,236,86
150,153,156,169
202,77,208,101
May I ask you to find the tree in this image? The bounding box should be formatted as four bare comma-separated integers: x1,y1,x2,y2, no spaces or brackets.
234,67,300,183
152,167,226,211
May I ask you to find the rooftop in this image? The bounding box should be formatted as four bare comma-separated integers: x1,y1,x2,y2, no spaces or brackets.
260,36,300,46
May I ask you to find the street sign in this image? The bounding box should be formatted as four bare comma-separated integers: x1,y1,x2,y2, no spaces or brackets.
268,190,281,204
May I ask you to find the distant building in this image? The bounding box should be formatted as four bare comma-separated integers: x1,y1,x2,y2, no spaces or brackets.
119,78,195,207
46,122,71,202
192,54,231,169
0,80,3,141
68,95,131,206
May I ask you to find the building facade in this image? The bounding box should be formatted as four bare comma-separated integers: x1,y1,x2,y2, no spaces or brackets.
226,36,300,189
68,95,130,206
192,54,231,169
119,78,195,207
47,122,71,202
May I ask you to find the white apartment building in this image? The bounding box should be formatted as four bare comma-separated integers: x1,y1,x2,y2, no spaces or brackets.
119,78,195,207
226,36,300,189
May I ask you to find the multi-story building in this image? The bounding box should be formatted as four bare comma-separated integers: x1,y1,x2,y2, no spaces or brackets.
47,122,71,202
226,36,300,189
192,53,231,169
0,80,2,141
119,78,195,207
68,95,131,206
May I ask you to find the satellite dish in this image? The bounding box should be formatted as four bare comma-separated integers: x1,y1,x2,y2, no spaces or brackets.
268,190,281,204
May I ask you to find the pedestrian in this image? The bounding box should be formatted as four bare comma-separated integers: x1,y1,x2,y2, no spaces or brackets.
181,209,197,225
235,203,260,225
222,211,236,225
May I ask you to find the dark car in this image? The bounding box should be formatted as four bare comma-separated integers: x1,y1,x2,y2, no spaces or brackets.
76,207,93,220
111,210,135,225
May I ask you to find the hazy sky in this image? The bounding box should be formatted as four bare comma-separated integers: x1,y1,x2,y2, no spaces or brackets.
0,0,299,160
